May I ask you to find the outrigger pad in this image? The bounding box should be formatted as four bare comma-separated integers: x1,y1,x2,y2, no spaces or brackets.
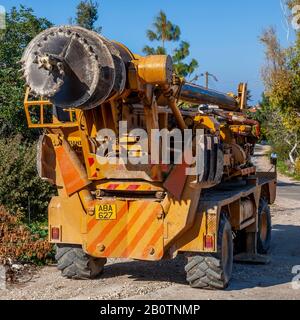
234,253,271,265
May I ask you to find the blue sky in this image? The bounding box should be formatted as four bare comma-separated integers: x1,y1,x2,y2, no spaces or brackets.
1,0,295,103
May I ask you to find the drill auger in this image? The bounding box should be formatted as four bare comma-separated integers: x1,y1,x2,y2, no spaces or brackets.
21,26,245,112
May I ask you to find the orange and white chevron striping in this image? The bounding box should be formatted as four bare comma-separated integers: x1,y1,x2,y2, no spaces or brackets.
84,200,164,261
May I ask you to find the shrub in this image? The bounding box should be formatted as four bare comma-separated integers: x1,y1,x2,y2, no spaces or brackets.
0,206,54,265
0,135,55,221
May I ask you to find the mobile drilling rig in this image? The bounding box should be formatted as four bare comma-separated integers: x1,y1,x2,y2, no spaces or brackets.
21,26,276,289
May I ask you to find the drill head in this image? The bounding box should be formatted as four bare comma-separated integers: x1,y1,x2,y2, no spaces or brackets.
22,26,126,109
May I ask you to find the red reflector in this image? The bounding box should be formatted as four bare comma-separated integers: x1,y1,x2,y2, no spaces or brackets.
88,157,95,166
204,235,214,249
51,227,60,240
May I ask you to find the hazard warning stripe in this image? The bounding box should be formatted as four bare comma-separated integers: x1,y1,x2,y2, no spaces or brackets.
87,215,98,233
86,200,164,260
126,184,140,191
87,204,128,252
104,184,152,191
107,184,119,190
87,155,98,178
103,202,151,256
120,206,161,257
88,157,95,166
142,224,164,259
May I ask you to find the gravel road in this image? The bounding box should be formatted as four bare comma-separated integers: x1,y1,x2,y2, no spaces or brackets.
1,145,300,300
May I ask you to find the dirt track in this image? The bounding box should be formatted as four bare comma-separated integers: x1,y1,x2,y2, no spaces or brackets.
1,145,300,300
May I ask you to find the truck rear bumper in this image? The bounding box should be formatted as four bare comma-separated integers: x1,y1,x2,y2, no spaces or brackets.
83,199,164,261
49,195,164,261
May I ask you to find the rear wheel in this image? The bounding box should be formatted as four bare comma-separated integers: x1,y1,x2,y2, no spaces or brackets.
257,198,272,254
185,214,233,289
56,244,107,279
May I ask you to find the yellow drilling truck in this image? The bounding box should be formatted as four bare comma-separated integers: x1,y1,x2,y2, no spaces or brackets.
21,26,276,289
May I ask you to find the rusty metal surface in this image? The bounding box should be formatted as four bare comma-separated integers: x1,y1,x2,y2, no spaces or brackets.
37,134,56,184
21,26,126,110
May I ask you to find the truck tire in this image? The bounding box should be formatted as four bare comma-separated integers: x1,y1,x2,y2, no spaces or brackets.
185,215,233,290
56,244,107,279
257,198,272,254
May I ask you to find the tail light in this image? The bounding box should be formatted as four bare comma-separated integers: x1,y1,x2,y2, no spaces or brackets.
204,234,215,250
51,227,60,241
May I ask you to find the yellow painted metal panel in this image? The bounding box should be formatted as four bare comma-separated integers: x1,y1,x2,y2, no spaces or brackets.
84,200,164,261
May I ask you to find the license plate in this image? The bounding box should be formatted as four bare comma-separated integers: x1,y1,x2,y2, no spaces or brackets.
95,204,117,220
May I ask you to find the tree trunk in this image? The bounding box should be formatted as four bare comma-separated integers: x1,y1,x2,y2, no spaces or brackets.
289,142,298,165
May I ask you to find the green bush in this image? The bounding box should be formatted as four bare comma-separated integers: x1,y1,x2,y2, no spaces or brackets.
277,159,300,181
0,135,55,221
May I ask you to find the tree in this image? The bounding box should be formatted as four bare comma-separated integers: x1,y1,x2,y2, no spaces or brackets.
259,26,300,167
144,10,180,53
75,0,101,33
260,28,292,110
256,94,297,161
0,6,52,139
143,11,198,80
0,6,55,220
172,41,199,79
0,136,55,221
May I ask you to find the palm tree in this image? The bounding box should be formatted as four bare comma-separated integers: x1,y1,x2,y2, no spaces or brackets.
143,10,180,55
143,11,198,80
